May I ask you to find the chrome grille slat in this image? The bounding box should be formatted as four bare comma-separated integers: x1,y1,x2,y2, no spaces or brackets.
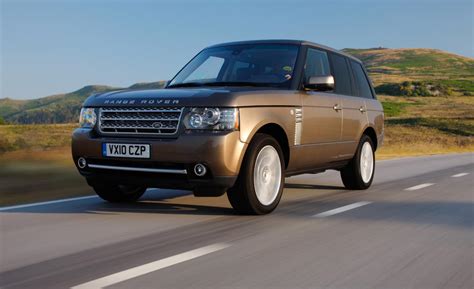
101,108,182,113
99,107,183,136
100,126,178,129
101,118,180,121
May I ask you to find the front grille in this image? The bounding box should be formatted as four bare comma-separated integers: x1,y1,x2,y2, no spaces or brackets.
98,107,184,136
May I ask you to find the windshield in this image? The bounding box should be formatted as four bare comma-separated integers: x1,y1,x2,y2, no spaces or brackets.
168,44,299,88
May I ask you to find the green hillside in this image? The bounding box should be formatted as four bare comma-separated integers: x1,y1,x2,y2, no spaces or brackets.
342,48,474,96
0,83,165,124
0,98,27,117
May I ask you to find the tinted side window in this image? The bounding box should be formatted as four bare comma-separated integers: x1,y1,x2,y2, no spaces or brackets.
351,61,374,98
303,48,330,83
329,53,352,96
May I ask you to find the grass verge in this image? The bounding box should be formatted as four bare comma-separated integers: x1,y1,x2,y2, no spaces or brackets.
0,161,91,207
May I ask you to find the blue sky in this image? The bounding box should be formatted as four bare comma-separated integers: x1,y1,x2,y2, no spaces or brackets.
1,0,473,99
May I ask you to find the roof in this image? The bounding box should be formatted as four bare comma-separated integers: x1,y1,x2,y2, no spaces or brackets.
206,39,361,62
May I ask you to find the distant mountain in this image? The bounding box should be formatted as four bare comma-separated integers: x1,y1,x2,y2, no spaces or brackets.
0,82,166,124
1,48,472,124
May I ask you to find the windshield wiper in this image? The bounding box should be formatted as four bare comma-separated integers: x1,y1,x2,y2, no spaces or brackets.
166,82,207,88
167,81,278,88
201,81,272,87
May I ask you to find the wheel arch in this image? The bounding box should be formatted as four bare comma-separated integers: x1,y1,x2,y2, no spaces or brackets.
250,123,290,168
362,126,378,151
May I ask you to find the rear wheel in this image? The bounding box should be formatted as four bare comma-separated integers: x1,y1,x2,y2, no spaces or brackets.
93,184,146,203
340,135,375,190
227,134,284,215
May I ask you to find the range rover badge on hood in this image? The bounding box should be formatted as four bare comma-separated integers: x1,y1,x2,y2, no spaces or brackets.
103,99,180,105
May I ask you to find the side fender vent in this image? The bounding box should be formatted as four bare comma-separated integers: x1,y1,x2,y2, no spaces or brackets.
295,108,302,145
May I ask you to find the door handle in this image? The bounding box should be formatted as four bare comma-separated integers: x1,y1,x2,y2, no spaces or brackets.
333,104,342,111
359,106,367,113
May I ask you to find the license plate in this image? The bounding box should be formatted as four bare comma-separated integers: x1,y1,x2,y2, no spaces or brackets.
102,143,150,158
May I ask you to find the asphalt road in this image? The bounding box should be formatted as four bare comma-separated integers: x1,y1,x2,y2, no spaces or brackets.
1,153,473,289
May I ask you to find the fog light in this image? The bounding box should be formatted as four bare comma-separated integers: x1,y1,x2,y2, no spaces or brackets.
77,157,87,169
194,163,207,177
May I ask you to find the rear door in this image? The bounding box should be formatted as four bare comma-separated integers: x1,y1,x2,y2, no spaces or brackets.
350,60,383,146
329,53,368,159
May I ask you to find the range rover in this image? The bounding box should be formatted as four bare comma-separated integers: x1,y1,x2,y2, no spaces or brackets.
72,40,384,215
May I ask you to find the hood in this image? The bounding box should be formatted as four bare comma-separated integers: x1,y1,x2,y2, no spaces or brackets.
82,87,296,107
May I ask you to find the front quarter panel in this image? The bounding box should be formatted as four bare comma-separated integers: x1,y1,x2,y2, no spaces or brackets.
239,107,296,145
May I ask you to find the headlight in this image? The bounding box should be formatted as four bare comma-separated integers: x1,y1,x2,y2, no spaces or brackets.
79,108,97,128
184,108,239,130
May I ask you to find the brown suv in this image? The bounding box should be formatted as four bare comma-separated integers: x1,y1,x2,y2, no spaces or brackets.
72,40,384,215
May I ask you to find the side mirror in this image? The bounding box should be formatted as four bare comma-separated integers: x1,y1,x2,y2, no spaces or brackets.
304,75,334,91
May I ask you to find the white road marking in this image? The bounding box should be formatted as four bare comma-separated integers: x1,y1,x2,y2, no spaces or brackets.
0,196,97,211
313,201,372,218
404,183,435,191
71,243,230,289
451,173,469,178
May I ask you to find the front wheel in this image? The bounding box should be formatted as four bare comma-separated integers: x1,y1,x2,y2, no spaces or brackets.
93,184,146,203
227,134,285,215
340,135,375,190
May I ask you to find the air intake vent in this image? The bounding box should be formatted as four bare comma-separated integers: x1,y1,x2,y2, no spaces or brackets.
295,108,302,145
98,107,184,136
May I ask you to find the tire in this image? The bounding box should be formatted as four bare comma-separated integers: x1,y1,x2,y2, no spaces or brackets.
93,184,146,203
227,133,285,215
340,134,375,190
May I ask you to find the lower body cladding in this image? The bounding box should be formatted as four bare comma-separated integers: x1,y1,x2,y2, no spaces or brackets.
72,128,246,196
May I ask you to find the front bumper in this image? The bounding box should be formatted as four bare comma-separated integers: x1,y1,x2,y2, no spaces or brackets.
72,128,247,195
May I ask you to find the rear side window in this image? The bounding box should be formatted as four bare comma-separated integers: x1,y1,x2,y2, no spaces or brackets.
303,48,330,83
351,61,374,99
329,53,352,96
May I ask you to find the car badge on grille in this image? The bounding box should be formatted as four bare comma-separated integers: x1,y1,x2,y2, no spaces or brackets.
152,122,163,128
